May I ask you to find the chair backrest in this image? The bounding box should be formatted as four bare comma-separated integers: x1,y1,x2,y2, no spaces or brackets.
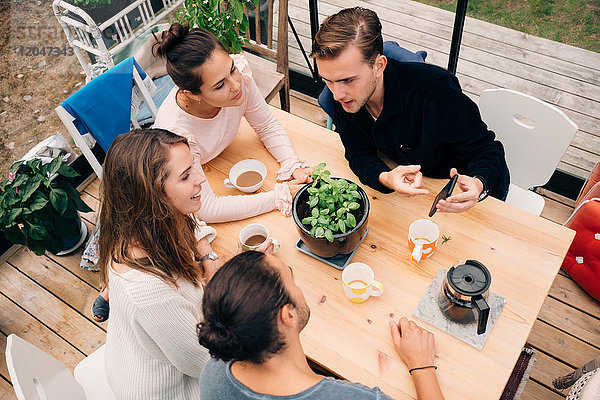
5,334,87,400
55,57,158,179
53,0,183,78
479,88,578,190
318,41,427,118
243,0,288,76
241,0,290,110
73,345,117,400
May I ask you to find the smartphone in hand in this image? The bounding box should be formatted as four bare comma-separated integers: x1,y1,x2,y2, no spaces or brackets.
428,174,458,217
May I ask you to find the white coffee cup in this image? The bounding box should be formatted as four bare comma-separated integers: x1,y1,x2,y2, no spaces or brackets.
341,262,384,303
224,159,267,193
408,219,440,262
239,223,280,253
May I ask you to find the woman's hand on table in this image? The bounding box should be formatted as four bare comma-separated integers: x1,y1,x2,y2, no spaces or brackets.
236,238,277,255
288,183,305,198
289,167,314,185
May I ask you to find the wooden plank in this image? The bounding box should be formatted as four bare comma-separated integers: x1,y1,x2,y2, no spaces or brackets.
0,262,106,356
538,189,577,208
549,274,600,319
6,248,104,330
83,177,100,200
528,349,573,396
0,295,85,373
80,191,99,225
243,51,284,102
0,376,16,400
522,379,565,400
321,0,600,72
291,0,600,81
269,90,328,127
0,335,8,382
540,197,573,226
527,320,599,368
537,296,600,347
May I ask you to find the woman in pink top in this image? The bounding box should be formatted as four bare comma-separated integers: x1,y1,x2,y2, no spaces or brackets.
91,23,311,322
152,23,312,223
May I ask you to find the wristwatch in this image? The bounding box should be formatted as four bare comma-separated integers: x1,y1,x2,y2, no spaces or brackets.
200,251,219,263
473,176,489,202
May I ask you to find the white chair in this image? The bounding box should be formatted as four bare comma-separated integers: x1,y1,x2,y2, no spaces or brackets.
5,334,115,400
479,88,578,215
6,334,86,400
74,345,117,400
55,58,157,179
53,0,183,80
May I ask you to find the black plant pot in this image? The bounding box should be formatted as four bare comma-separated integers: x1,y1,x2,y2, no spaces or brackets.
292,178,370,258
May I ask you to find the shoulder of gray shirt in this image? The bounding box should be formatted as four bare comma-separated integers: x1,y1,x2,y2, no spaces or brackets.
200,358,395,399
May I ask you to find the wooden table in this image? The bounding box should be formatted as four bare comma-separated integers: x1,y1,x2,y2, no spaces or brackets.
207,107,575,400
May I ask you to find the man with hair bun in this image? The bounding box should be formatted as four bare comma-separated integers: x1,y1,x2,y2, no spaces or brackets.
311,7,510,213
197,251,445,399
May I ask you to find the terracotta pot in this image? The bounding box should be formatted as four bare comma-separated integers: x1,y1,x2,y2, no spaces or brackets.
292,178,370,258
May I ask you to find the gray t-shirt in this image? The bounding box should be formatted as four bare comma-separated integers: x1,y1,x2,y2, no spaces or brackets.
200,358,394,399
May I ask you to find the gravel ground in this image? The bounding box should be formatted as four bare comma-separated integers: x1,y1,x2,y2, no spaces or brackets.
0,0,85,176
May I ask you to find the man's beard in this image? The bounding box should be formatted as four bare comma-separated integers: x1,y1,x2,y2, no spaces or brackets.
345,74,378,113
296,303,311,331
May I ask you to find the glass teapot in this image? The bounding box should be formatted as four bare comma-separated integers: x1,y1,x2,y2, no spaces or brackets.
439,260,491,335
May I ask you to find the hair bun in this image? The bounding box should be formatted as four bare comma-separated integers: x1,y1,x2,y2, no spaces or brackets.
197,321,242,362
154,22,189,59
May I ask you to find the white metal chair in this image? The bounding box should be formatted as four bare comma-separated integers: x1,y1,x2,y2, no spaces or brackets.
55,57,158,179
6,334,86,400
479,88,578,215
53,0,183,79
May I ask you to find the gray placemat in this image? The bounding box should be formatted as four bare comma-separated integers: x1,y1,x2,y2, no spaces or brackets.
413,268,506,350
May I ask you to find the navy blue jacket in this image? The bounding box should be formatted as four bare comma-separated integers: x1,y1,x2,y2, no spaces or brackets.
333,59,510,199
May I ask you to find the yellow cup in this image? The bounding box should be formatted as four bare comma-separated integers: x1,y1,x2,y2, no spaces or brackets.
341,263,384,303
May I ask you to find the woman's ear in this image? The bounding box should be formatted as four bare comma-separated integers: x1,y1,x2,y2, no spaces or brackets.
182,89,202,103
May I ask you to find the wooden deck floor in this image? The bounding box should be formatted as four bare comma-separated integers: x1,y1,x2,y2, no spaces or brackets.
1,93,598,399
281,0,600,180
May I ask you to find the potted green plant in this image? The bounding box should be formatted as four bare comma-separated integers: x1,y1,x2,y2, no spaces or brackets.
0,157,93,256
292,163,370,258
177,0,259,53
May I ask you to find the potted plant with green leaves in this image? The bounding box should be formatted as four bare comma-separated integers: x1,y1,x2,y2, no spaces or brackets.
292,163,370,258
0,157,93,256
177,0,259,53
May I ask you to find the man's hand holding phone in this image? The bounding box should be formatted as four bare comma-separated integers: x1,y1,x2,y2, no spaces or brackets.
435,168,484,214
379,165,430,197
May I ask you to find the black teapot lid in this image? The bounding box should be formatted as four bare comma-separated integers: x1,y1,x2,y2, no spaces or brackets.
448,260,491,296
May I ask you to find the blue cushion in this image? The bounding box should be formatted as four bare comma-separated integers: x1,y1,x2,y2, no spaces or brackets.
137,74,176,125
318,41,427,119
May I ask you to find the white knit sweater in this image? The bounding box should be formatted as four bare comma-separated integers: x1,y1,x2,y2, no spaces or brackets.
105,222,215,399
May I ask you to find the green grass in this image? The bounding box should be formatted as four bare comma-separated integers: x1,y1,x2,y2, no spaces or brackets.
412,0,600,53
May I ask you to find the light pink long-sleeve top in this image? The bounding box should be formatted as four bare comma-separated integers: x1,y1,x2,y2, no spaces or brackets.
154,55,307,223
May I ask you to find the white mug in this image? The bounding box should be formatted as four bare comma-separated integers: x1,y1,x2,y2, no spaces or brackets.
341,263,384,303
408,219,440,262
224,159,267,193
239,223,280,253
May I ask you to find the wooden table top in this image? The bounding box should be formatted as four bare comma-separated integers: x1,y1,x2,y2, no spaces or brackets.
207,107,576,400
